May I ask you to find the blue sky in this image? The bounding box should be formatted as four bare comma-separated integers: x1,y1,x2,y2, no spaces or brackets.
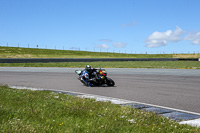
0,0,200,54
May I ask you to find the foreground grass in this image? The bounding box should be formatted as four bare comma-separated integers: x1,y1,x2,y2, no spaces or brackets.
0,85,199,132
0,61,200,69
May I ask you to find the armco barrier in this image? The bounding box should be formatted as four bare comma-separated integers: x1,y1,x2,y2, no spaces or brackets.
0,58,198,63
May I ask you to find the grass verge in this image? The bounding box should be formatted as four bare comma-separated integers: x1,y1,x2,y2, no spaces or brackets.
0,85,199,132
0,61,200,69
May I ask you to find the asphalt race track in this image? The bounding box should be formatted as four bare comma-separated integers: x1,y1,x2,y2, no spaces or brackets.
0,67,200,114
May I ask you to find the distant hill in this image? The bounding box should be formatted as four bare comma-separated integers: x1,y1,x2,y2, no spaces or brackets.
0,46,199,58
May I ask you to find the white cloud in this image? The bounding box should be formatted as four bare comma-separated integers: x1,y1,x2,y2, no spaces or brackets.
95,44,109,49
70,47,80,50
113,42,127,48
184,31,200,45
145,26,184,48
99,39,112,42
121,21,136,28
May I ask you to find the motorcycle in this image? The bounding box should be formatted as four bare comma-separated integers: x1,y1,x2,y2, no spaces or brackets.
75,68,115,87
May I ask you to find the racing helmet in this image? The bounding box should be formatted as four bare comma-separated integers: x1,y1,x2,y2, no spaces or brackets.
85,65,91,71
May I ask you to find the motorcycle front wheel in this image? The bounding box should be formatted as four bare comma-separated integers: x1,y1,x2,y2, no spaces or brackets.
106,77,115,86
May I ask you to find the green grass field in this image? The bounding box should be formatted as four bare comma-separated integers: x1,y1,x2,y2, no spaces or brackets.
1,61,200,69
1,46,200,69
1,46,200,58
1,85,199,132
0,46,173,58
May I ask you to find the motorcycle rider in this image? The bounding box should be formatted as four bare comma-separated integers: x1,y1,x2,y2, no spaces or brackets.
76,65,115,87
83,65,98,86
